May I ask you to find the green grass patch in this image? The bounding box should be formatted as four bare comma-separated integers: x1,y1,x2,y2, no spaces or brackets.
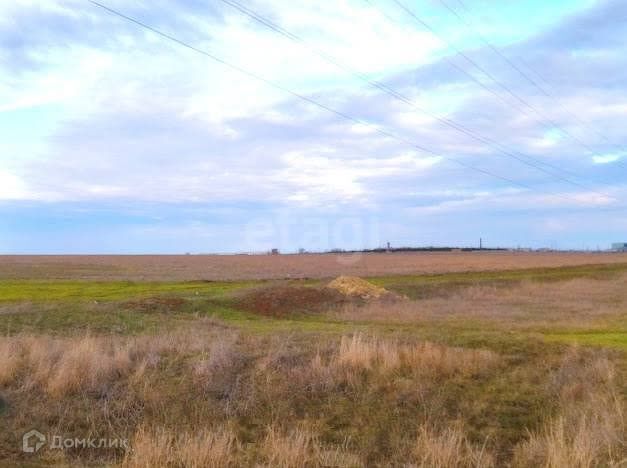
0,296,358,336
0,279,258,303
3,262,626,303
1,303,190,335
543,331,627,350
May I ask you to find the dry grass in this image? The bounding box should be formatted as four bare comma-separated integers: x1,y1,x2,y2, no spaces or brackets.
0,327,624,466
334,275,627,330
261,427,361,467
0,339,21,385
2,254,627,466
193,333,239,381
335,333,498,376
413,424,494,468
261,427,315,467
0,328,230,398
513,349,626,467
2,252,626,280
122,427,237,468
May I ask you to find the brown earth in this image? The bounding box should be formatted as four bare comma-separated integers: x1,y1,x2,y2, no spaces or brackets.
235,285,347,317
1,252,626,281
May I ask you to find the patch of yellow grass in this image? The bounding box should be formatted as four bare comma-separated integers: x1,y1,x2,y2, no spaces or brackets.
47,336,134,397
262,427,314,467
0,329,232,398
336,334,383,370
261,427,362,467
413,424,494,467
0,339,22,385
123,427,236,468
335,334,497,376
404,342,498,377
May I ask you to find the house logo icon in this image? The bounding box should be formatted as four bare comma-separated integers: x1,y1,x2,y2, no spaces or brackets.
22,429,46,453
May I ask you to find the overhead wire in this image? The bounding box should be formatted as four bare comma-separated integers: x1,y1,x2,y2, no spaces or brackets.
388,0,625,171
85,0,609,207
361,0,611,186
217,0,610,198
448,0,627,169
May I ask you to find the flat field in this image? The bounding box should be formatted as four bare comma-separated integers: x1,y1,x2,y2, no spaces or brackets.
2,251,627,280
0,254,625,466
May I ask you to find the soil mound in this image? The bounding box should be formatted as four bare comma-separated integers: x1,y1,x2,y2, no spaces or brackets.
236,285,347,318
326,276,392,300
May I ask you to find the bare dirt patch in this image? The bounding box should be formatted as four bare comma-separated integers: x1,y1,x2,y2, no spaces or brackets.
236,277,405,318
235,285,348,318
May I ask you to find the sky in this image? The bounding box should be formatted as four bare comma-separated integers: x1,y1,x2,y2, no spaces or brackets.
1,0,626,253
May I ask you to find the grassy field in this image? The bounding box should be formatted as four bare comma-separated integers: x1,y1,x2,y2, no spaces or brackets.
0,255,625,466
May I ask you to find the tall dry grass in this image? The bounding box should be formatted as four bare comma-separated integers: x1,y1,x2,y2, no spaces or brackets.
413,424,494,468
334,276,627,330
513,348,626,467
0,328,236,398
0,339,21,385
261,427,315,467
1,329,623,466
193,333,239,384
261,426,361,467
122,427,237,468
335,333,498,376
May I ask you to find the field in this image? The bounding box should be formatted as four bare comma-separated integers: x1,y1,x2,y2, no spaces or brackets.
3,251,627,280
0,252,625,466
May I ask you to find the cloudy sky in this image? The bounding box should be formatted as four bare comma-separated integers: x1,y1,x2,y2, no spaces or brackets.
1,0,626,253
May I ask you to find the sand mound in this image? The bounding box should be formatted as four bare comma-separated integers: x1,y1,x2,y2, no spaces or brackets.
326,276,392,300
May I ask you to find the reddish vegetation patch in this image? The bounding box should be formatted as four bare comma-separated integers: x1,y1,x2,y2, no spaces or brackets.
236,285,348,318
123,296,187,313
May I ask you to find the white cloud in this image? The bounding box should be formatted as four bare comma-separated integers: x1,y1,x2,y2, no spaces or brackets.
592,153,623,164
0,44,113,113
1,0,625,215
0,170,30,200
279,149,441,205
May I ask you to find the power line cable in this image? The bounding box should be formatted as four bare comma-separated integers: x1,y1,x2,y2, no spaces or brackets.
361,0,609,186
388,0,624,172
218,0,609,197
85,0,611,207
449,0,627,169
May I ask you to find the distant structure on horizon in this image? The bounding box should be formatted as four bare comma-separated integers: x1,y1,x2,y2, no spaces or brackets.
611,242,627,252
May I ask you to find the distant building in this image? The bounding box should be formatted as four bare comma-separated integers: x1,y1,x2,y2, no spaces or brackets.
612,243,627,251
270,248,280,255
